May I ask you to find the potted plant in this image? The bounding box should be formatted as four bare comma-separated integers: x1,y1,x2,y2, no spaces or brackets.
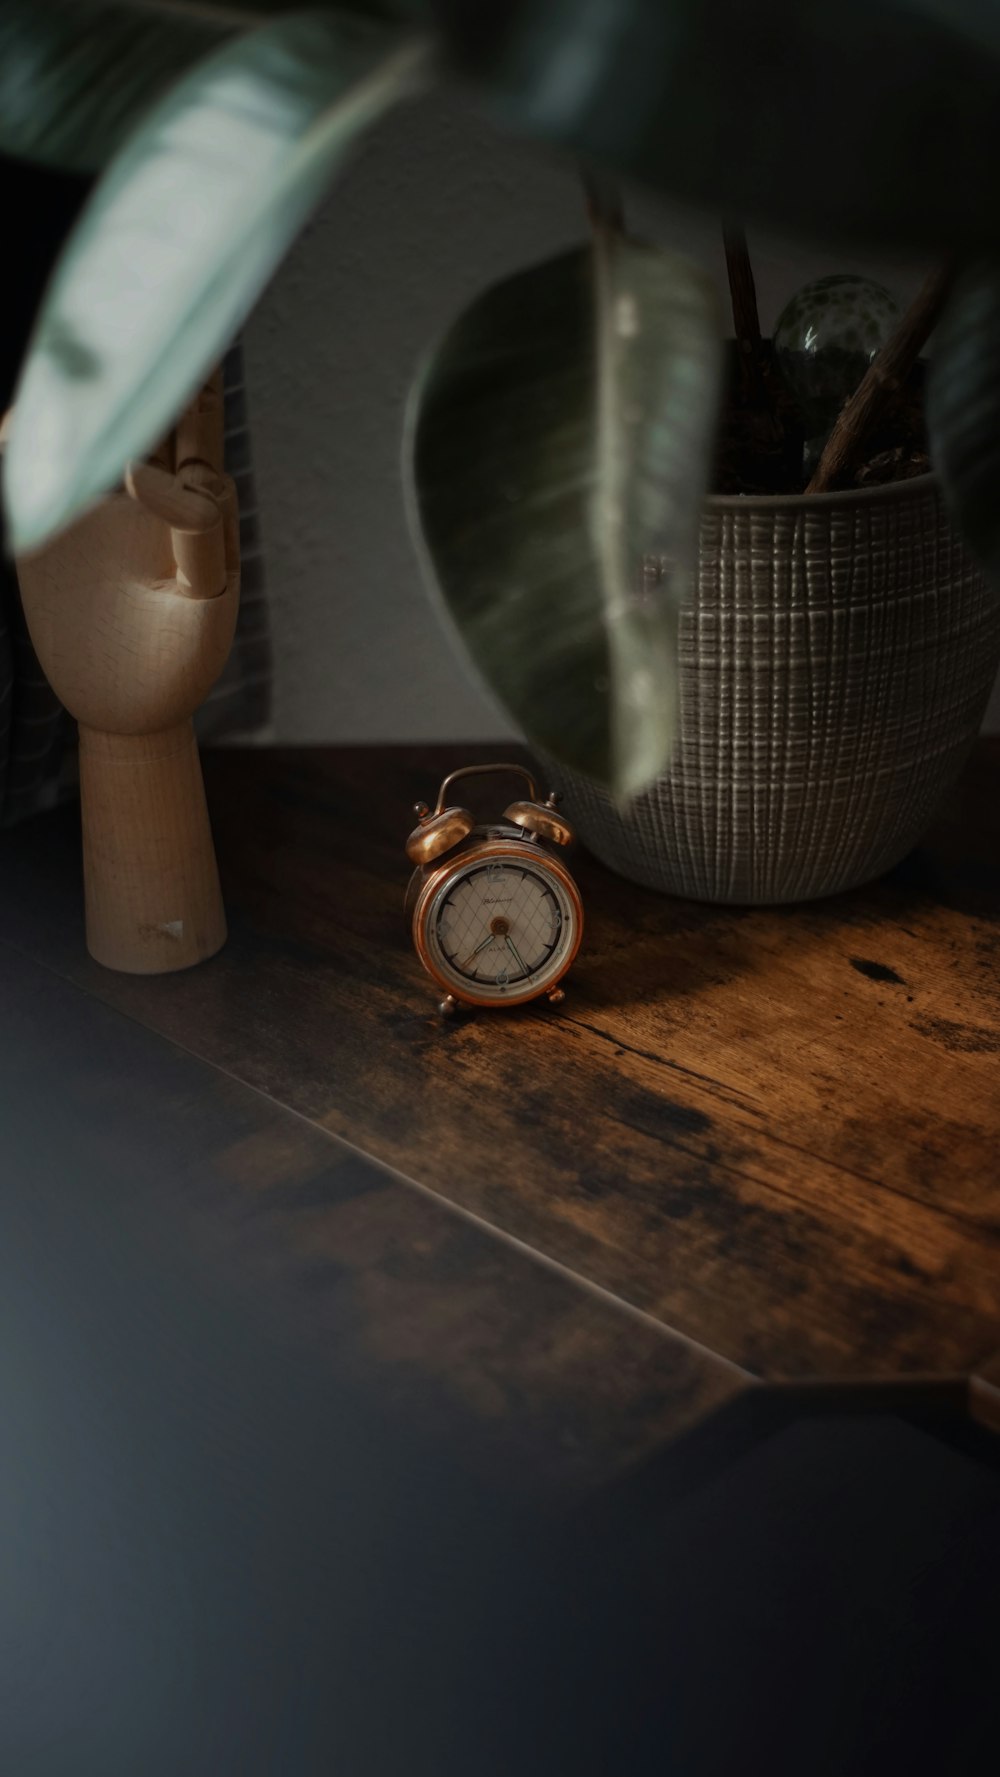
502,234,1000,902
3,0,1000,859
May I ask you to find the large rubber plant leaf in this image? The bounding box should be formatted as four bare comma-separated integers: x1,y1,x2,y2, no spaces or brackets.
0,0,231,172
927,261,1000,576
406,239,722,799
425,0,1000,253
73,0,423,23
4,12,427,554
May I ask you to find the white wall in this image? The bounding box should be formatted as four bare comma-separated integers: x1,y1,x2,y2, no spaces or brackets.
244,86,1000,740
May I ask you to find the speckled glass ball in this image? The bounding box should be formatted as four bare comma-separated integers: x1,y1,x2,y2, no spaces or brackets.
774,275,900,454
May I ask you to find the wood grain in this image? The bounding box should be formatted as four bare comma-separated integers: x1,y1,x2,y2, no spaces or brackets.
970,1349,1000,1436
0,943,742,1500
1,741,997,1388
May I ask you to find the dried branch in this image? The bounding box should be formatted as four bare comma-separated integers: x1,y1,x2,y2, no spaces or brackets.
723,221,783,451
723,221,766,404
807,266,952,494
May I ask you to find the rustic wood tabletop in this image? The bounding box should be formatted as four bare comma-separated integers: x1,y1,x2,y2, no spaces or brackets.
2,738,998,1498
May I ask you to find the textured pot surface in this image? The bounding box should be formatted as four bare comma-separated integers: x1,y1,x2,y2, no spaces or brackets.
548,475,1000,903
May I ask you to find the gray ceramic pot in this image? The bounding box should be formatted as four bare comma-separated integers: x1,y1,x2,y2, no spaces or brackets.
547,474,1000,903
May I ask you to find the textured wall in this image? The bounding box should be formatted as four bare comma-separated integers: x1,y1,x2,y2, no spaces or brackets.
243,88,1000,740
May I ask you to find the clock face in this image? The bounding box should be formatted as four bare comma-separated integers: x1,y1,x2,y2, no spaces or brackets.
417,846,581,1005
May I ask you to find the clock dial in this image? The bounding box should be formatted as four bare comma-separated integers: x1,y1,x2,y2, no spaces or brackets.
420,852,579,1003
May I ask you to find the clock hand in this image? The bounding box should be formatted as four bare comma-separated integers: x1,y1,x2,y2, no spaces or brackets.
506,935,529,977
461,932,496,970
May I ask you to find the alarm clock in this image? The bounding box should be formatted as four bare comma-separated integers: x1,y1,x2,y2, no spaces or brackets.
405,763,583,1014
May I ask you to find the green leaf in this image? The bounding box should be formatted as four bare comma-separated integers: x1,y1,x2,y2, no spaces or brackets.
406,239,722,798
4,12,427,553
428,0,1000,252
79,0,425,24
0,0,231,171
927,261,1000,575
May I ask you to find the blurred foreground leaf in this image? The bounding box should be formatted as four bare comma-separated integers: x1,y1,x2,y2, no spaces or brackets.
0,0,231,171
4,12,426,552
428,0,1000,252
407,238,721,798
928,262,1000,577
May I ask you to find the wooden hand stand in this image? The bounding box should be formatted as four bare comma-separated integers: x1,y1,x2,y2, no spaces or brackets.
9,377,240,973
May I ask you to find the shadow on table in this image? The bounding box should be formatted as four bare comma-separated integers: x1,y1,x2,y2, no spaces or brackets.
4,1147,1000,1777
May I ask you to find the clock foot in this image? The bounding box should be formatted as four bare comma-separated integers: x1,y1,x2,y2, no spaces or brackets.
438,993,459,1017
547,987,566,1006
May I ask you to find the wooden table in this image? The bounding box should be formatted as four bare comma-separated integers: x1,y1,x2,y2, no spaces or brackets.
2,740,998,1506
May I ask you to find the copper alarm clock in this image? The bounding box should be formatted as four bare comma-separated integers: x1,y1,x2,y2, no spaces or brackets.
405,763,583,1014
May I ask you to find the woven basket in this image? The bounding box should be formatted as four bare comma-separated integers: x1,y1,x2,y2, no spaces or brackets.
548,473,1000,903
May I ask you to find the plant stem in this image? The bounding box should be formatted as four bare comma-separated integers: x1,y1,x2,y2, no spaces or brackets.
807,266,952,494
582,167,625,236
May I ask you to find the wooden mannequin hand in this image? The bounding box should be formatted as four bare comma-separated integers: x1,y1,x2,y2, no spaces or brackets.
6,374,242,974
15,465,239,736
